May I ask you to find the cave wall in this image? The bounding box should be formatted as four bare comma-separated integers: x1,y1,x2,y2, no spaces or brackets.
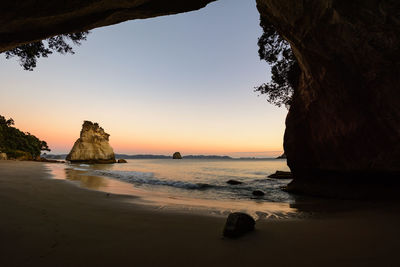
0,0,215,52
256,0,400,196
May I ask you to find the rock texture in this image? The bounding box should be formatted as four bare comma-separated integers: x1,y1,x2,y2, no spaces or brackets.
67,121,116,164
0,0,215,53
172,152,182,159
257,0,400,197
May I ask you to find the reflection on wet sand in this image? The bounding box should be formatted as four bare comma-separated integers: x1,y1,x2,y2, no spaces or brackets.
65,169,108,189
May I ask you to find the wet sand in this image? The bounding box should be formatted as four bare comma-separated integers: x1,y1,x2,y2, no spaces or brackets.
0,161,399,266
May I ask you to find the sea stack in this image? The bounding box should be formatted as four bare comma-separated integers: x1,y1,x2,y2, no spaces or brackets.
172,152,182,159
66,121,116,164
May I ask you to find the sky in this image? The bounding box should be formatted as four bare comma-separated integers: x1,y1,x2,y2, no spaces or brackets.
0,0,287,157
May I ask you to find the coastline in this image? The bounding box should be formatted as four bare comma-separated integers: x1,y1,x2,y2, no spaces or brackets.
1,161,399,266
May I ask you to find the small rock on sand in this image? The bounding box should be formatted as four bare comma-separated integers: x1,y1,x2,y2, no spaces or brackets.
223,212,255,238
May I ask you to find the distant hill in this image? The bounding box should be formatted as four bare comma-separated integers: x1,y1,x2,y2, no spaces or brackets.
183,155,232,159
42,153,279,160
115,154,170,159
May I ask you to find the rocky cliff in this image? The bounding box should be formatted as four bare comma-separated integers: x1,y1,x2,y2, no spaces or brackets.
0,0,215,53
67,121,116,164
257,0,400,197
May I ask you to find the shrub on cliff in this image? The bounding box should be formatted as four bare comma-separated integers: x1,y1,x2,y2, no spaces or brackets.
255,16,300,107
0,115,50,158
2,32,89,71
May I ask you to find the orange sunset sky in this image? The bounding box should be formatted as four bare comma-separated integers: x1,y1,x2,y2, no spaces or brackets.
0,0,287,157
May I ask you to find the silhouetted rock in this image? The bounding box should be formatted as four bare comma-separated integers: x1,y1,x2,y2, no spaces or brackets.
276,153,286,159
0,1,215,53
117,159,127,163
66,121,116,164
268,171,293,179
172,152,182,159
252,190,265,196
223,212,255,238
257,0,400,197
226,180,243,185
0,153,7,160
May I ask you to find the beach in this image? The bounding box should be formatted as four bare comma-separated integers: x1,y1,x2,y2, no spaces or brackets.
1,161,399,267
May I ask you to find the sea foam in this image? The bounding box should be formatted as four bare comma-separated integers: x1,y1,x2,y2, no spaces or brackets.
93,170,211,190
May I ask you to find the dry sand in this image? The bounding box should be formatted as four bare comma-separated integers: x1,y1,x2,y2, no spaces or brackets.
0,161,399,267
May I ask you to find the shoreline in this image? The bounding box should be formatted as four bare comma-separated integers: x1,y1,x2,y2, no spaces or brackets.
46,161,298,219
1,161,400,266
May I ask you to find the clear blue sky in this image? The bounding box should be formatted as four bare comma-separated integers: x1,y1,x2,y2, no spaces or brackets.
0,0,287,157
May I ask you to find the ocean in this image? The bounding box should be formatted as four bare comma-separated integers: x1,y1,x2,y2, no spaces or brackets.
47,158,298,219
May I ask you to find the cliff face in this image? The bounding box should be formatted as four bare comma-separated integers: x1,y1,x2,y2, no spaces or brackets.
0,0,215,53
257,0,400,196
67,121,116,164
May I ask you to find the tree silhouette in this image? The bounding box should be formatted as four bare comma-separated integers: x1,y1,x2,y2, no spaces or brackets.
0,115,50,158
3,32,89,71
255,16,300,107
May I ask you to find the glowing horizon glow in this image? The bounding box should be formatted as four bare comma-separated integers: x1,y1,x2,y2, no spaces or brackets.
0,0,287,158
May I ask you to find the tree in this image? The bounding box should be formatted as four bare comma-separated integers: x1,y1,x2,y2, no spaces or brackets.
3,31,90,71
255,16,300,107
0,115,50,158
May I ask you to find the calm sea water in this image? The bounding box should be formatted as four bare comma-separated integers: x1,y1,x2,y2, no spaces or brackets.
47,159,297,219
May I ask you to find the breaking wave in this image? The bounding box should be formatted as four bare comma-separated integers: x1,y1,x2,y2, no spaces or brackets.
92,170,212,190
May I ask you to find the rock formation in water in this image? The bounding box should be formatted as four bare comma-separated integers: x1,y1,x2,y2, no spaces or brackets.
2,0,399,197
66,121,116,164
172,152,182,159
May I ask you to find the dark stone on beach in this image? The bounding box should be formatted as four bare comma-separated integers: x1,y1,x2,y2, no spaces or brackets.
172,152,182,159
223,212,255,238
226,180,243,185
268,171,293,179
117,159,127,163
252,190,265,196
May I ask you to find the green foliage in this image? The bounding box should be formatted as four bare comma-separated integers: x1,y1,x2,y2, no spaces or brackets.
0,115,50,159
255,16,300,107
3,31,89,71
